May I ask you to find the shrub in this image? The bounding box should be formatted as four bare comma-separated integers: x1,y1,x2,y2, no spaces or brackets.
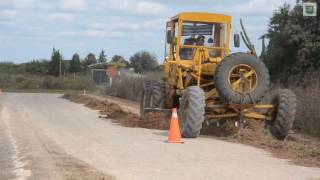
63,75,94,90
0,73,14,88
18,79,41,89
105,71,161,101
292,82,320,136
42,76,64,89
15,77,26,83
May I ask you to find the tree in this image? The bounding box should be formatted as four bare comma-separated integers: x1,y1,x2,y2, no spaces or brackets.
110,55,129,67
24,60,49,75
69,53,82,73
83,53,97,67
48,48,64,77
98,50,107,63
264,1,320,84
129,51,158,73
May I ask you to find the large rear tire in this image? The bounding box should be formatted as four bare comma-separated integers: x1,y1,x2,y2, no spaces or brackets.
178,86,205,138
140,81,165,118
150,81,163,108
140,81,152,118
215,53,270,104
268,89,297,140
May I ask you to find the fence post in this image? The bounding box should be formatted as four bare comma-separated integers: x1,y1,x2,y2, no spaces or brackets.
109,77,113,87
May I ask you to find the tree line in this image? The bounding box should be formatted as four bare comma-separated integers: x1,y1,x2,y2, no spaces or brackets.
13,49,160,77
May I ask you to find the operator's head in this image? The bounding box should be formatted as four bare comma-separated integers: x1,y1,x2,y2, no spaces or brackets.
196,35,205,46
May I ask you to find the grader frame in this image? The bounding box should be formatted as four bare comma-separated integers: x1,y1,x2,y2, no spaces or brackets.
162,12,273,124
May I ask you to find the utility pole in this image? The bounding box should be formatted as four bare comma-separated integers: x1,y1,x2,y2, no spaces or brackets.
59,58,62,78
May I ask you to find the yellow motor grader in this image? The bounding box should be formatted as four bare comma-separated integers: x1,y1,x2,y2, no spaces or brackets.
140,12,296,140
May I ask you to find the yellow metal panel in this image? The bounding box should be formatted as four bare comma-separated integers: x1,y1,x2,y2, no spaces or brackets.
206,113,238,119
163,61,170,80
226,24,231,54
173,12,232,23
244,112,271,120
254,104,274,109
200,82,214,88
202,63,217,75
209,57,222,63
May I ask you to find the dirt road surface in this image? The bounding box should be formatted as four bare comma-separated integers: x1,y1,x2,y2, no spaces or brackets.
0,93,319,180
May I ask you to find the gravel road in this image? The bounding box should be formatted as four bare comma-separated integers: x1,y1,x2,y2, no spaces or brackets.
0,93,319,180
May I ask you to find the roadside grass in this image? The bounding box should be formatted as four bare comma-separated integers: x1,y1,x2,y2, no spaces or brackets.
292,83,320,137
105,71,162,101
0,73,94,92
311,149,320,157
4,89,67,94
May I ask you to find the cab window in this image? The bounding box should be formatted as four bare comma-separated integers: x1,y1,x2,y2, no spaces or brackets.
179,22,228,60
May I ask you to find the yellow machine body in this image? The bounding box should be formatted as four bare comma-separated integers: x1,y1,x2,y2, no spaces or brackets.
162,12,273,121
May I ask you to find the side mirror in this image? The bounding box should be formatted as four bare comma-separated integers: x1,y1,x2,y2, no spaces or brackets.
166,30,172,44
208,38,214,44
234,33,240,48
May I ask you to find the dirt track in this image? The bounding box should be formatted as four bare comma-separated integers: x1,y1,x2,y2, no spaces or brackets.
1,93,320,180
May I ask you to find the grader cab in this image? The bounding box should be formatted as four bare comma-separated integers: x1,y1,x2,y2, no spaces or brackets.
140,12,296,140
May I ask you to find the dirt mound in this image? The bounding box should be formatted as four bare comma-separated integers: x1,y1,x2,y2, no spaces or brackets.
62,93,320,168
201,120,240,137
62,93,171,130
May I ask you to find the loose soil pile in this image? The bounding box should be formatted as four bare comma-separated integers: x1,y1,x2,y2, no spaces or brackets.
62,93,320,168
62,93,171,130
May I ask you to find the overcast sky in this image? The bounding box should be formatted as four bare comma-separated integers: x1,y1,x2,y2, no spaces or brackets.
0,0,295,63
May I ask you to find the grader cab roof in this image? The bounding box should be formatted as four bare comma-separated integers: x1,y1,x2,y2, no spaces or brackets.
171,12,232,23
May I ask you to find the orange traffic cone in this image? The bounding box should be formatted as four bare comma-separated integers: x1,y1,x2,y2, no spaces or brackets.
167,108,183,143
83,88,86,96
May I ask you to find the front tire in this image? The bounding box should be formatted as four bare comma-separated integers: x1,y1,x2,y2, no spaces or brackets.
178,86,205,138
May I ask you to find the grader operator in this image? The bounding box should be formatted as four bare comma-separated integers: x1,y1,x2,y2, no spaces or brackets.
140,12,296,140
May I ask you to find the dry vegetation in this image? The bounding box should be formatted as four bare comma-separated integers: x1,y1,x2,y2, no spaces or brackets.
0,73,93,91
292,83,320,137
62,93,171,130
105,72,162,101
